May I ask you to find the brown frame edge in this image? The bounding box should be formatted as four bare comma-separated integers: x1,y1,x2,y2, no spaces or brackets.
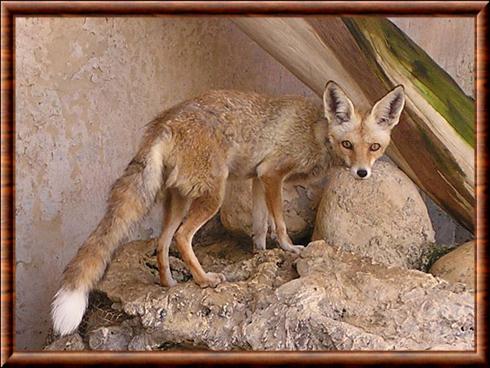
1,1,488,366
476,2,489,367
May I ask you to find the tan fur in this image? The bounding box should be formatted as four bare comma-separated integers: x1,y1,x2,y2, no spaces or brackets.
52,82,404,335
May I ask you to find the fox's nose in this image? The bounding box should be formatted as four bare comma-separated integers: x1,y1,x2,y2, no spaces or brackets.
357,169,368,178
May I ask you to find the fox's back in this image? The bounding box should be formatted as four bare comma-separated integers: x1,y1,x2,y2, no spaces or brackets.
150,90,323,192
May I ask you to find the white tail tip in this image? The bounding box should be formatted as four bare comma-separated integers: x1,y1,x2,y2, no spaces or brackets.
51,288,88,336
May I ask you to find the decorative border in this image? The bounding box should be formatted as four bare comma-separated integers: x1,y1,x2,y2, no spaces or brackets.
1,1,488,366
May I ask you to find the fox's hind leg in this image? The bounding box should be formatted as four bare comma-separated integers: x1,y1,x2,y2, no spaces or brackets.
156,188,190,287
174,177,227,288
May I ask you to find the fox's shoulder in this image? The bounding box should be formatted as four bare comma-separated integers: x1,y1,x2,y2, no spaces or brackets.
272,94,319,108
270,94,323,121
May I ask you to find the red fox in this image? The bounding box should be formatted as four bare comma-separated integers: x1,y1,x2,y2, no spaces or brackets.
51,81,405,335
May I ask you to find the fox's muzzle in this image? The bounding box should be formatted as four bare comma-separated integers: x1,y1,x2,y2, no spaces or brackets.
351,167,371,180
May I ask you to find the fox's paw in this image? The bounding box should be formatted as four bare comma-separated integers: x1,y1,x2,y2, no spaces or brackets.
197,272,226,288
253,242,267,254
160,277,177,288
269,231,278,242
290,245,305,254
280,244,304,254
159,269,178,288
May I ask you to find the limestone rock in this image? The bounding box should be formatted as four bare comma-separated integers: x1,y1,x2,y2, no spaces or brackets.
43,333,86,351
313,160,435,270
81,238,473,351
430,240,475,289
220,178,325,242
88,323,133,351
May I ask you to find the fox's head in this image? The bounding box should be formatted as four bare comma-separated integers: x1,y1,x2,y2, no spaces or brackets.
323,81,405,179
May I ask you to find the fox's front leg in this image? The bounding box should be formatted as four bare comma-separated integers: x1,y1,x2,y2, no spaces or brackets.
252,178,268,252
258,171,304,254
268,214,277,241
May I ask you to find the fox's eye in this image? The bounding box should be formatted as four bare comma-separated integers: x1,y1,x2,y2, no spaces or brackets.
335,113,349,123
370,143,381,151
341,140,353,149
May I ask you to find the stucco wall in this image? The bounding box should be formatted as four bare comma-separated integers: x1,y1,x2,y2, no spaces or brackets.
15,17,474,350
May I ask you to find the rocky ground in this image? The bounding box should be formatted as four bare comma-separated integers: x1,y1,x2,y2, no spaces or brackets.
45,237,474,351
44,161,475,351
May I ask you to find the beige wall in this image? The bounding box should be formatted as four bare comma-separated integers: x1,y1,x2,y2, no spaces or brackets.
15,17,474,350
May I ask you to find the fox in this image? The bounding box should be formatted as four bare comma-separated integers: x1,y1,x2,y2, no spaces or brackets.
51,81,405,336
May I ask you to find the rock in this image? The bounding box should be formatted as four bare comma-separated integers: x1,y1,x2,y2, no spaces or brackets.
313,160,435,270
290,241,473,350
88,323,133,351
78,238,472,351
43,333,86,351
430,240,475,289
220,178,326,242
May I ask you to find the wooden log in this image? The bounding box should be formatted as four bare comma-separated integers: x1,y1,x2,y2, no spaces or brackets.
234,17,475,231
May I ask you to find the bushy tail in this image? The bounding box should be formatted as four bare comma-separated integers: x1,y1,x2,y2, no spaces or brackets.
51,137,166,336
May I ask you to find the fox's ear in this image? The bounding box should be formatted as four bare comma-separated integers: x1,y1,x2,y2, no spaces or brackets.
370,85,405,129
323,81,355,125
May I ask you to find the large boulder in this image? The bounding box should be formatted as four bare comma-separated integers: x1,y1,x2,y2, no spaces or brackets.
430,240,475,289
45,238,474,351
220,178,326,242
313,160,435,270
